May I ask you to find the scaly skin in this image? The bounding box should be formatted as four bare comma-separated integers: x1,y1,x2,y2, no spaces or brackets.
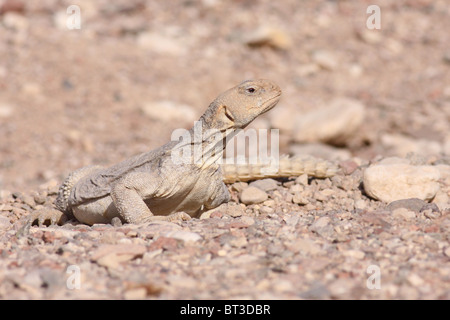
30,79,282,226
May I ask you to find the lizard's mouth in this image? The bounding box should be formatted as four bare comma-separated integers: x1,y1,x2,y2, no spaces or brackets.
261,92,282,114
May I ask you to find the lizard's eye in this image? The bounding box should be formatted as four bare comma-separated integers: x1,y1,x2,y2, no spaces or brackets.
246,87,256,93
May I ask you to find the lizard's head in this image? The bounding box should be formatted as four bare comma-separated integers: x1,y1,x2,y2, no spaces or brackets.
203,79,282,131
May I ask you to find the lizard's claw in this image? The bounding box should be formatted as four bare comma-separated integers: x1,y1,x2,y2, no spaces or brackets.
143,211,191,223
166,211,192,222
28,208,68,227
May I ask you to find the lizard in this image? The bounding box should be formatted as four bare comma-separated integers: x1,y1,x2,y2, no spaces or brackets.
28,79,337,226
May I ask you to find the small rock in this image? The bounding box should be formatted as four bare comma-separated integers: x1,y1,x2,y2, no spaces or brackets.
141,100,196,123
292,98,366,145
124,288,147,300
240,216,255,226
0,103,13,118
311,50,338,70
91,244,146,262
249,179,278,192
392,208,416,221
2,12,28,31
339,159,359,175
239,186,268,205
137,31,187,55
444,247,450,258
231,182,248,193
148,236,178,252
295,174,308,186
363,162,440,203
310,216,335,239
33,193,47,205
292,192,309,205
163,230,202,243
386,198,427,213
380,133,442,157
20,194,35,208
289,238,321,255
0,215,11,230
343,249,365,260
243,26,292,50
311,216,330,229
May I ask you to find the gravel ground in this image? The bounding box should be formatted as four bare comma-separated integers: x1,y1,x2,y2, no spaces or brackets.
0,0,449,299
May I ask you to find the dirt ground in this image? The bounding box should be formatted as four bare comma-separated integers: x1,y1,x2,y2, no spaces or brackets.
0,0,449,300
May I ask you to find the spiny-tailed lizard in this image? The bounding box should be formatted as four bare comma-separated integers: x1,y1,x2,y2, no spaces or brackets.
29,80,337,226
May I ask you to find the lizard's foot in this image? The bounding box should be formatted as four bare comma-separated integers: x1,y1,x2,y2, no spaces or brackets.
28,208,68,226
143,211,191,223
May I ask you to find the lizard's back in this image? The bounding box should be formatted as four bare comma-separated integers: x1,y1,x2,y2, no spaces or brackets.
57,141,177,212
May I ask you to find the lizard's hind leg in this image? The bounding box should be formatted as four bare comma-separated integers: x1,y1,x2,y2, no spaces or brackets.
27,165,104,227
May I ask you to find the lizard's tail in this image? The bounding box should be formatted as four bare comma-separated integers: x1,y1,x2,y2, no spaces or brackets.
55,165,103,214
221,155,339,183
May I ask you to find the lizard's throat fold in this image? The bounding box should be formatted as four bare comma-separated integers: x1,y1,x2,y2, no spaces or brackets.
171,125,237,168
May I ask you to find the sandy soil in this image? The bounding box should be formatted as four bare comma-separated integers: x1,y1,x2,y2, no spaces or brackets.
0,0,449,300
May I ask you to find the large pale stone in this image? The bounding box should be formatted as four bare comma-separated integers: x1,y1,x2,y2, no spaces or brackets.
293,98,365,145
363,163,440,203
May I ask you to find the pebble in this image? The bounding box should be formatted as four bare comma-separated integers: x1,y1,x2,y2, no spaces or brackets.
311,50,338,70
239,187,268,205
140,100,196,123
386,198,427,213
392,208,416,221
444,247,450,258
137,31,187,56
0,215,11,230
363,161,441,203
0,103,13,119
289,238,322,255
342,249,365,260
163,230,202,243
249,179,278,192
242,26,292,50
292,192,309,205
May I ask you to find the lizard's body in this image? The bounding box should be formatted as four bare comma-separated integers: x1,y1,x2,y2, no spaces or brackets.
30,80,337,226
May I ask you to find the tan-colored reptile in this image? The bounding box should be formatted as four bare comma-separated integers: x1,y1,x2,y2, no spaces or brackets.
29,80,337,226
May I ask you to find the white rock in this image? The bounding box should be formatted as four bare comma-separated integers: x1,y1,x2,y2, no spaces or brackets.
141,100,196,123
363,163,441,203
380,133,442,157
137,31,187,55
239,186,268,205
293,98,366,145
311,50,338,70
163,230,202,243
242,26,292,50
0,103,13,118
3,12,29,31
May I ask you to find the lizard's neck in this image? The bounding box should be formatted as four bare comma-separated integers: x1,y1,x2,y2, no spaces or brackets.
190,118,237,167
170,118,237,168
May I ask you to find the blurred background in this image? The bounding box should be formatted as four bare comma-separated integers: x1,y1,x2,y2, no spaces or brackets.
0,0,449,192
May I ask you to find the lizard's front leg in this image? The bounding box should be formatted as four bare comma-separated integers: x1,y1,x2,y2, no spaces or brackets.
110,172,190,224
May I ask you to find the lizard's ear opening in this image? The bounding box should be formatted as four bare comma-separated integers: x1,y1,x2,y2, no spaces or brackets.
216,105,235,129
223,105,235,122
